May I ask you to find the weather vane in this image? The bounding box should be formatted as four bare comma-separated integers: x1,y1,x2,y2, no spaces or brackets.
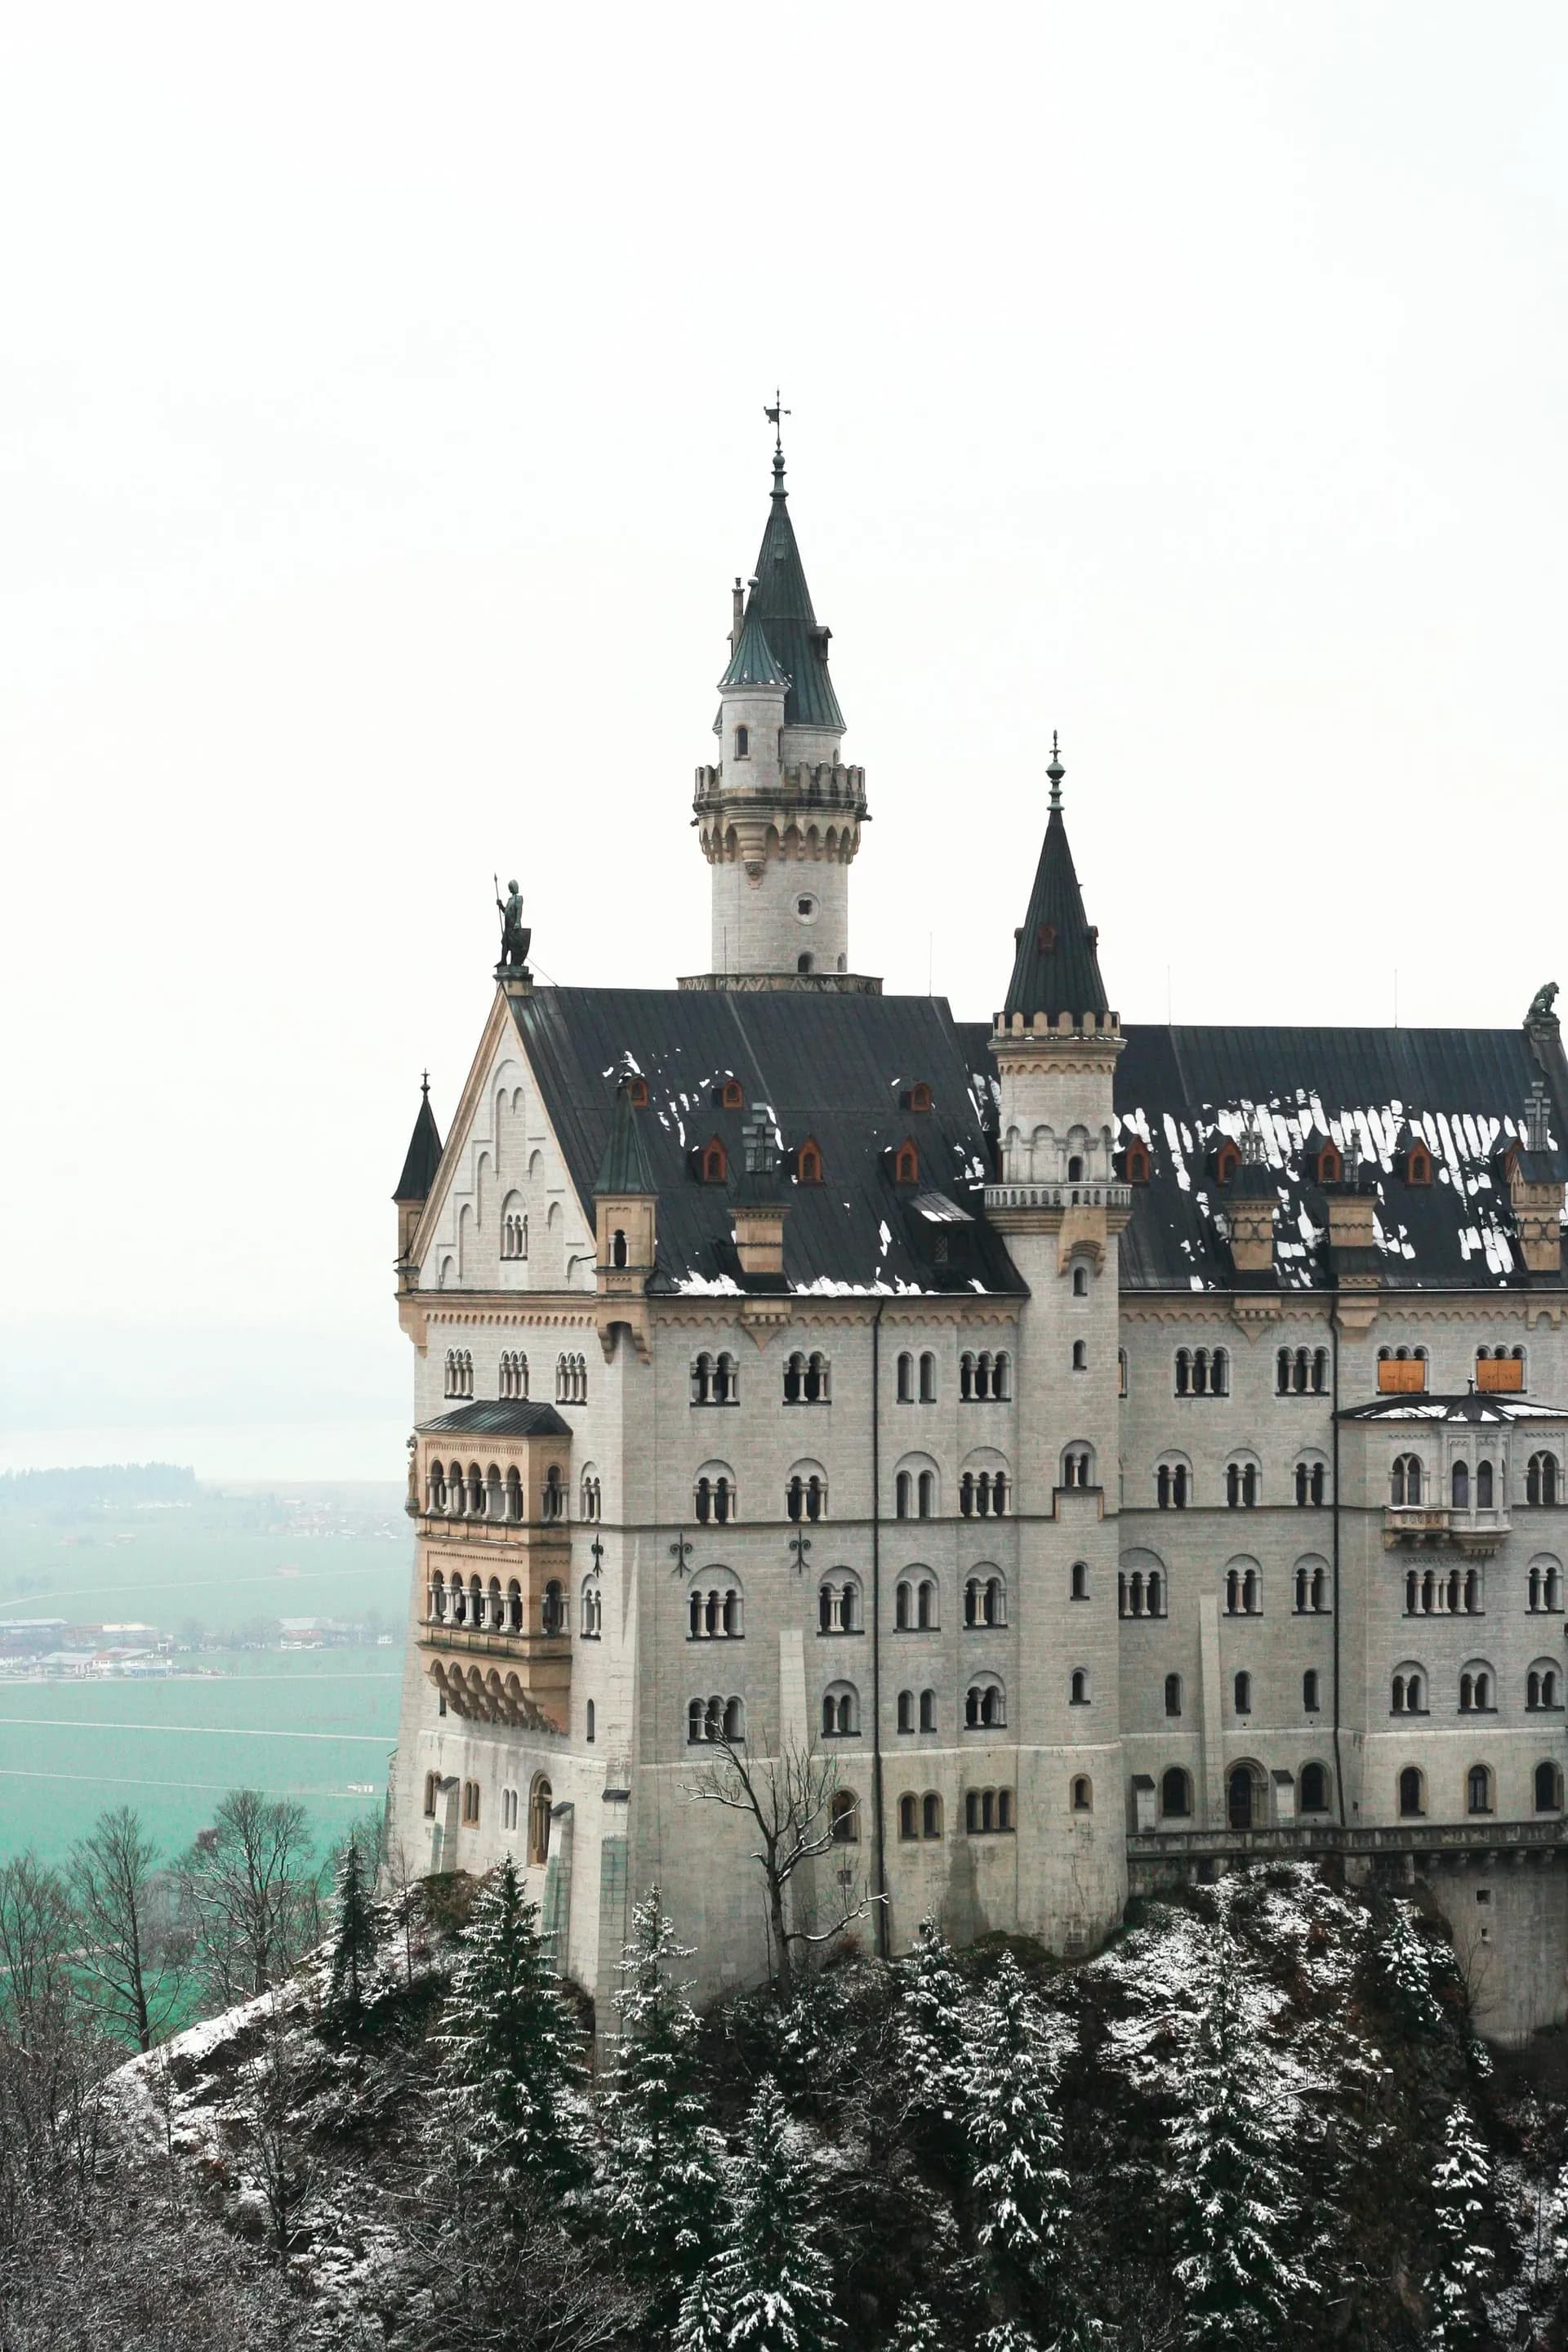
764,389,791,454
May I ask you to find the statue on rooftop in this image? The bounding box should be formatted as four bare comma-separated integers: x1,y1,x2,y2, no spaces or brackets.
1527,980,1560,1027
495,876,532,973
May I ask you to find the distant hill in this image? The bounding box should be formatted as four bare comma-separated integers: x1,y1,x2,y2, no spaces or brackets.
0,1462,198,1509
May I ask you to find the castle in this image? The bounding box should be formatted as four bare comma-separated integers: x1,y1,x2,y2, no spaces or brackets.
386,434,1568,2041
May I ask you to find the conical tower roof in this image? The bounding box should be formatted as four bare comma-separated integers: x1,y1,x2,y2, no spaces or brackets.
595,1080,657,1196
393,1077,443,1203
743,448,844,732
719,603,791,693
1002,740,1110,1024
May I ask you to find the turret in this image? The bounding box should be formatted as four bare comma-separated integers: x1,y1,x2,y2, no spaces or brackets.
392,1075,442,1291
684,434,874,993
593,1079,658,1360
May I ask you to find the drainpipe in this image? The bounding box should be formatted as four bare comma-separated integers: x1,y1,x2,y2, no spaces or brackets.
1332,1319,1347,1828
870,1301,889,1956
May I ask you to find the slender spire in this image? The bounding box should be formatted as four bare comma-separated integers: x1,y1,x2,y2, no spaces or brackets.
392,1076,443,1203
1002,736,1110,1024
743,420,844,733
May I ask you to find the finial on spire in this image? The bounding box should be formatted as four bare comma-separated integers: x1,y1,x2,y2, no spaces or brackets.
764,390,790,493
421,1069,430,1098
1047,730,1065,810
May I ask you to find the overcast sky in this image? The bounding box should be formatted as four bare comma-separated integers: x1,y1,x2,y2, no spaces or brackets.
3,4,1565,1477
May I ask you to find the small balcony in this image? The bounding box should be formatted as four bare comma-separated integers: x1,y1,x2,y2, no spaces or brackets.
1383,1504,1511,1557
984,1179,1134,1214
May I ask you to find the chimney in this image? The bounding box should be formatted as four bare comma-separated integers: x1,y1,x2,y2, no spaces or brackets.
731,577,745,655
1227,1117,1276,1275
1526,1081,1552,1154
732,1104,789,1277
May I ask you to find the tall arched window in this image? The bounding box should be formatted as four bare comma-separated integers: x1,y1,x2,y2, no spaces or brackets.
822,1682,860,1738
829,1791,859,1844
528,1775,553,1864
1391,1454,1423,1507
1299,1762,1330,1812
1466,1763,1494,1816
1535,1761,1563,1813
1160,1767,1192,1819
1527,1452,1560,1507
1071,1560,1089,1600
1451,1460,1470,1510
1398,1765,1424,1818
1164,1673,1182,1717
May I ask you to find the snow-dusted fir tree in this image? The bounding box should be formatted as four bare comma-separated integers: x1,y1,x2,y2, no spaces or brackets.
896,1916,972,2144
327,1838,378,2024
962,1953,1075,2341
1169,1936,1311,2349
1424,2103,1495,2350
673,2074,841,2352
437,1857,585,2194
595,1886,721,2315
1375,1898,1454,2040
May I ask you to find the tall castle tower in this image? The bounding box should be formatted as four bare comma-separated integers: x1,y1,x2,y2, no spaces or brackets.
682,434,875,992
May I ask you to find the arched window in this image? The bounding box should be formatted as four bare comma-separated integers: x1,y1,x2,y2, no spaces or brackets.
1299,1762,1330,1813
964,1676,1006,1730
1527,1452,1560,1507
1406,1141,1432,1185
1527,1662,1560,1711
822,1682,860,1738
1071,1775,1093,1813
1071,1560,1089,1600
541,1465,564,1523
896,1352,914,1403
893,1139,920,1186
796,1136,824,1185
895,1470,912,1518
700,1137,728,1184
1164,1673,1182,1717
1062,1445,1094,1490
1071,1339,1087,1372
1535,1761,1563,1814
1316,1142,1342,1187
914,1351,934,1403
423,1771,439,1819
1451,1459,1470,1510
1527,1554,1564,1612
922,1792,942,1838
1125,1140,1151,1184
898,1792,918,1839
1156,1458,1190,1509
1303,1669,1321,1711
579,1471,601,1523
723,1696,745,1741
1467,1763,1494,1816
1160,1767,1192,1820
829,1790,859,1844
694,1466,736,1526
733,724,750,759
920,1688,937,1731
1071,1263,1089,1297
786,1467,828,1522
1069,1668,1089,1706
1295,1457,1326,1506
610,1227,629,1269
1391,1454,1423,1508
1234,1671,1252,1714
580,1575,602,1638
1215,1140,1240,1185
897,1690,914,1732
895,1571,938,1628
1459,1663,1493,1713
817,1571,860,1633
528,1775,553,1865
1398,1765,1425,1818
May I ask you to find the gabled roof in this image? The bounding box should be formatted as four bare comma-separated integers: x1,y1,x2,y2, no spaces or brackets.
418,1401,572,1438
743,451,844,733
393,1081,443,1203
719,605,791,694
1002,755,1110,1023
510,988,1018,1298
595,1081,657,1196
1105,1024,1566,1293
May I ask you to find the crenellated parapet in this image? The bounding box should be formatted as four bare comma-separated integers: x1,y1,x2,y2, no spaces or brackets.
693,763,870,880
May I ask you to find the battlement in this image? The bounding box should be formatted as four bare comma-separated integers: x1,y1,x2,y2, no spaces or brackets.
693,761,868,817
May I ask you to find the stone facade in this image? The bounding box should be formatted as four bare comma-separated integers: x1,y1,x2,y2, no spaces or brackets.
383,449,1568,2043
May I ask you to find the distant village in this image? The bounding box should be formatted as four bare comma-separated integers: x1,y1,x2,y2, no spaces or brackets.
0,1613,398,1680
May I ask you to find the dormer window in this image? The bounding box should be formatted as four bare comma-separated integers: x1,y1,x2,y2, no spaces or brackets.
1036,924,1057,953
734,725,750,759
720,1078,744,1110
1215,1141,1240,1185
626,1076,649,1108
1316,1143,1343,1186
1124,1141,1151,1185
893,1139,920,1186
1406,1142,1432,1185
796,1137,824,1185
700,1138,728,1184
907,1083,933,1114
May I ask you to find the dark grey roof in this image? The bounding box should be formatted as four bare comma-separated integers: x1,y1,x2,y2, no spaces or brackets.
1002,800,1110,1025
1339,1394,1568,1424
510,988,1018,1298
719,606,791,693
743,452,844,733
419,1401,572,1438
595,1081,657,1196
393,1083,443,1202
1110,1025,1566,1293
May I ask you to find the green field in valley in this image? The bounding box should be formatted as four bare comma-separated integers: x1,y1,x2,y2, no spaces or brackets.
0,1472,412,1872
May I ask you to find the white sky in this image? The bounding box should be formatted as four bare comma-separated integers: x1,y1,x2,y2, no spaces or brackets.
3,3,1566,1474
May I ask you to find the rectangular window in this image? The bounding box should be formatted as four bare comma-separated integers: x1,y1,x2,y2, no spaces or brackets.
1476,1356,1524,1393
1378,1356,1428,1395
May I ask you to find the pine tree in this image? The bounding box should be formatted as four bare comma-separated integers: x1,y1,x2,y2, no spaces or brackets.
437,1857,586,2195
1375,1897,1453,2039
887,2298,946,2352
1424,2104,1495,2351
595,1886,721,2315
1169,1936,1311,2349
962,1954,1074,2336
896,1916,972,2146
674,2074,841,2352
327,1837,379,2024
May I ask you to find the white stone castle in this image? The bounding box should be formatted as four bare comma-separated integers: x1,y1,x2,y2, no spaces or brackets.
386,434,1568,2040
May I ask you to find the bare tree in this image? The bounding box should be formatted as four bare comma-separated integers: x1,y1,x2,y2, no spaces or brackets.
176,1789,322,2006
68,1805,184,2052
684,1732,878,1996
237,2001,320,2261
0,1855,114,2231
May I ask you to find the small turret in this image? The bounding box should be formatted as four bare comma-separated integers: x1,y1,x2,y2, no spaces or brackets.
392,1075,443,1289
593,1080,658,1359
